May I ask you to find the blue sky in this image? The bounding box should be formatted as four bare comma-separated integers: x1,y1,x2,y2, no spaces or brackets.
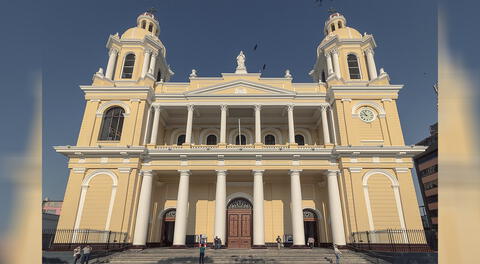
0,0,452,232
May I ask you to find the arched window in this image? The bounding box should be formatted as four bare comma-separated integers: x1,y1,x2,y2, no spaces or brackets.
141,20,146,29
295,134,305,145
206,135,217,145
99,107,125,141
347,54,361,79
331,24,335,32
177,135,186,145
321,70,326,82
148,23,153,32
235,135,246,145
121,54,136,79
338,21,343,29
265,134,276,145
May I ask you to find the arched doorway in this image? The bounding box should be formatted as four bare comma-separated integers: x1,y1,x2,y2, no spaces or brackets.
303,209,319,247
161,209,176,246
227,198,252,248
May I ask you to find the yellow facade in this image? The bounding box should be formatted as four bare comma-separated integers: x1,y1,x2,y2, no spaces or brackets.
55,12,425,247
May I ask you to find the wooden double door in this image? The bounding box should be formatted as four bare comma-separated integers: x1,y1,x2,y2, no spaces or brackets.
227,208,252,248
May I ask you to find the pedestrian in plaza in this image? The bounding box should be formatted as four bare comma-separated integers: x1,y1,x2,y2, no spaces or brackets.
333,243,342,264
307,236,315,249
214,236,219,249
276,235,282,250
80,245,92,264
73,246,81,264
199,243,206,264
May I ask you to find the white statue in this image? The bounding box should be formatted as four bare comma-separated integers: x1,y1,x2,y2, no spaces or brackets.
284,69,292,78
190,69,197,77
235,51,247,74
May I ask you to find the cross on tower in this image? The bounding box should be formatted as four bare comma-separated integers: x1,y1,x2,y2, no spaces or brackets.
146,7,157,15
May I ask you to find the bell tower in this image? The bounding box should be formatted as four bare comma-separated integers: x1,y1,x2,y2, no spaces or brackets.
310,12,387,84
94,10,174,84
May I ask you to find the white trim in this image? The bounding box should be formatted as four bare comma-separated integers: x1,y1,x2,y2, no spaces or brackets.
96,101,132,117
119,52,137,80
169,128,187,145
185,80,296,96
302,207,324,221
294,128,313,145
74,169,119,233
198,128,220,144
261,128,284,145
228,128,254,145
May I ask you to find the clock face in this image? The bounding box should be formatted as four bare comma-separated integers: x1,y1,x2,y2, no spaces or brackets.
359,108,375,122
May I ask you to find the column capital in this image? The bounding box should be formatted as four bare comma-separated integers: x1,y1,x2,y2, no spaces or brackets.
109,48,119,56
254,104,262,111
327,169,339,176
141,170,153,177
252,169,265,175
144,48,152,55
364,47,374,55
215,169,228,175
289,169,302,175
187,104,195,111
331,48,339,55
324,52,331,58
220,104,228,111
287,104,294,111
320,104,329,111
152,104,161,111
178,169,191,176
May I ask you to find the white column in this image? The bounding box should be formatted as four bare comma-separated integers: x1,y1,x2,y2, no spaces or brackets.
325,52,334,77
290,169,305,246
214,170,227,245
328,106,338,145
149,105,161,145
185,104,194,144
287,104,295,144
220,105,227,144
142,106,153,145
141,49,151,78
253,170,265,246
365,48,378,80
173,170,191,246
392,185,408,243
148,52,158,75
321,105,331,145
133,170,154,246
331,49,341,79
105,48,118,80
254,104,262,144
327,170,346,246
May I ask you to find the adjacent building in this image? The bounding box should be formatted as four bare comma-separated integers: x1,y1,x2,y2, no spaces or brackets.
54,11,426,248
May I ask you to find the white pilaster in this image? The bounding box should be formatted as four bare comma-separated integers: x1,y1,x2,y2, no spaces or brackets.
148,52,157,75
254,104,262,144
331,49,341,79
321,105,331,144
143,106,153,145
328,106,338,145
149,105,161,145
287,104,295,144
105,48,118,80
253,170,265,246
290,169,305,246
173,170,191,246
365,48,378,80
214,170,227,245
325,52,334,77
141,49,152,78
220,105,227,144
327,170,346,246
132,170,154,246
185,104,194,144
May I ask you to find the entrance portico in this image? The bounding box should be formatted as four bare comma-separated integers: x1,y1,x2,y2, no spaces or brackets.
132,168,346,248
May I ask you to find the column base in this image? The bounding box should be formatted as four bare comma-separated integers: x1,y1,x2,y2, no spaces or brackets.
218,143,227,148
288,143,298,148
254,143,264,149
182,143,192,149
252,245,267,249
171,245,188,249
290,245,310,249
147,144,156,148
324,143,334,148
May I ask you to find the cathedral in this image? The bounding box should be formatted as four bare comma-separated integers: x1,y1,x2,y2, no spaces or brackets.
55,11,425,248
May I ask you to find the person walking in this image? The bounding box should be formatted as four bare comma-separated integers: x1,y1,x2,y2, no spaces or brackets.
73,246,81,264
214,236,219,249
333,243,342,264
80,245,92,264
199,243,206,264
307,237,315,249
276,235,282,250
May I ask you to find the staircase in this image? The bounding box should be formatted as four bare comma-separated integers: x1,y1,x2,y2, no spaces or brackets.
106,248,378,264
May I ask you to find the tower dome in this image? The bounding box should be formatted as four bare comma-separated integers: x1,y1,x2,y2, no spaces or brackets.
121,11,160,40
323,12,361,39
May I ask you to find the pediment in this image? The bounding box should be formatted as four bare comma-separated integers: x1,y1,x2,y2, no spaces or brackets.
185,80,296,96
